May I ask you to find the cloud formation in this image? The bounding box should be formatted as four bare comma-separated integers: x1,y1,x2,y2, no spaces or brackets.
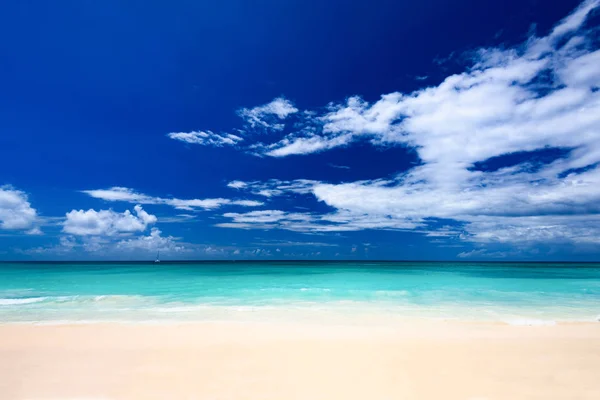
63,205,157,236
0,186,39,232
217,209,421,232
115,227,186,252
216,1,600,245
26,227,188,256
82,187,263,211
264,1,600,161
457,249,510,259
237,97,298,131
47,205,191,256
258,133,354,157
227,179,317,197
167,131,243,147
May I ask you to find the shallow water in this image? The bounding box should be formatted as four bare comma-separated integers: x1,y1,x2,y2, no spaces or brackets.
1,261,599,324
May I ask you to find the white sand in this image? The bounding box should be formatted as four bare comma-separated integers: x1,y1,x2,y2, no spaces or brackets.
1,321,600,399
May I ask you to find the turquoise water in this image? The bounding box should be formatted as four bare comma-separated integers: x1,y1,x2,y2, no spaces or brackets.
1,262,599,325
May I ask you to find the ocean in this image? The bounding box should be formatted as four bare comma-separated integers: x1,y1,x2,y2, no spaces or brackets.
1,261,599,325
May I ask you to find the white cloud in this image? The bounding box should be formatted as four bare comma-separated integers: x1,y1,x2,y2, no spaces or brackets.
457,249,509,259
259,1,600,164
167,130,243,147
166,198,235,210
217,208,421,232
25,203,193,255
116,228,186,252
157,214,196,223
215,1,600,245
464,215,600,244
237,97,298,131
59,236,78,251
221,165,600,241
82,187,263,211
232,200,265,207
259,133,353,157
248,248,272,256
63,205,157,236
549,0,599,39
0,186,39,231
216,210,314,230
227,179,318,197
227,181,247,189
80,187,155,203
26,227,43,235
26,228,188,255
222,210,310,224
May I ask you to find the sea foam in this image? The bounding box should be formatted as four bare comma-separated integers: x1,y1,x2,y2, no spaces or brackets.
0,297,47,305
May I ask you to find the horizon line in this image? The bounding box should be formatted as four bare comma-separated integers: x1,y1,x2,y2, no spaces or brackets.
1,259,599,264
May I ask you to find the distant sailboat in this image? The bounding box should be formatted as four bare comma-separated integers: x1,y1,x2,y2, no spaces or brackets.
155,251,160,263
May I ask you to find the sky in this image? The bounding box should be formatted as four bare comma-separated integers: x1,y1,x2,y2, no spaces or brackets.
1,0,600,261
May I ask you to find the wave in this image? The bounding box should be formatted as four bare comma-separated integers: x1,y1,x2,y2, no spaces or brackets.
0,294,152,307
1,292,598,326
0,297,48,305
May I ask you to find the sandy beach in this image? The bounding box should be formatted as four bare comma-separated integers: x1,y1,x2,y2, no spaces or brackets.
1,321,599,400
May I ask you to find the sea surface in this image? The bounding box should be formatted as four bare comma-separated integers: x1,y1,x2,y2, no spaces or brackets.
1,261,599,325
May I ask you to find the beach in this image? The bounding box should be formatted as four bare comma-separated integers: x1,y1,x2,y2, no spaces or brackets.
3,0,600,397
2,262,600,399
2,321,600,400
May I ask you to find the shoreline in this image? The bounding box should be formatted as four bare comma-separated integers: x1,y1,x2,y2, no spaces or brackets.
1,312,598,326
1,317,598,326
2,321,600,399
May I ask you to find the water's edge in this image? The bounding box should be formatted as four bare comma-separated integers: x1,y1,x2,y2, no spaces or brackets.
1,262,599,325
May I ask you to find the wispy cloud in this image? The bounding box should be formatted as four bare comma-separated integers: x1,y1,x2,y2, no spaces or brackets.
214,1,600,245
217,208,423,233
82,187,263,211
329,164,351,170
141,1,600,248
237,97,299,131
167,131,243,147
457,249,510,259
257,133,353,157
115,227,186,252
227,179,317,197
264,0,600,160
157,214,197,223
187,1,599,164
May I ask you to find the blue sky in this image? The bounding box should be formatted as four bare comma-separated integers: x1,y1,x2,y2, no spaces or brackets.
1,0,600,261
